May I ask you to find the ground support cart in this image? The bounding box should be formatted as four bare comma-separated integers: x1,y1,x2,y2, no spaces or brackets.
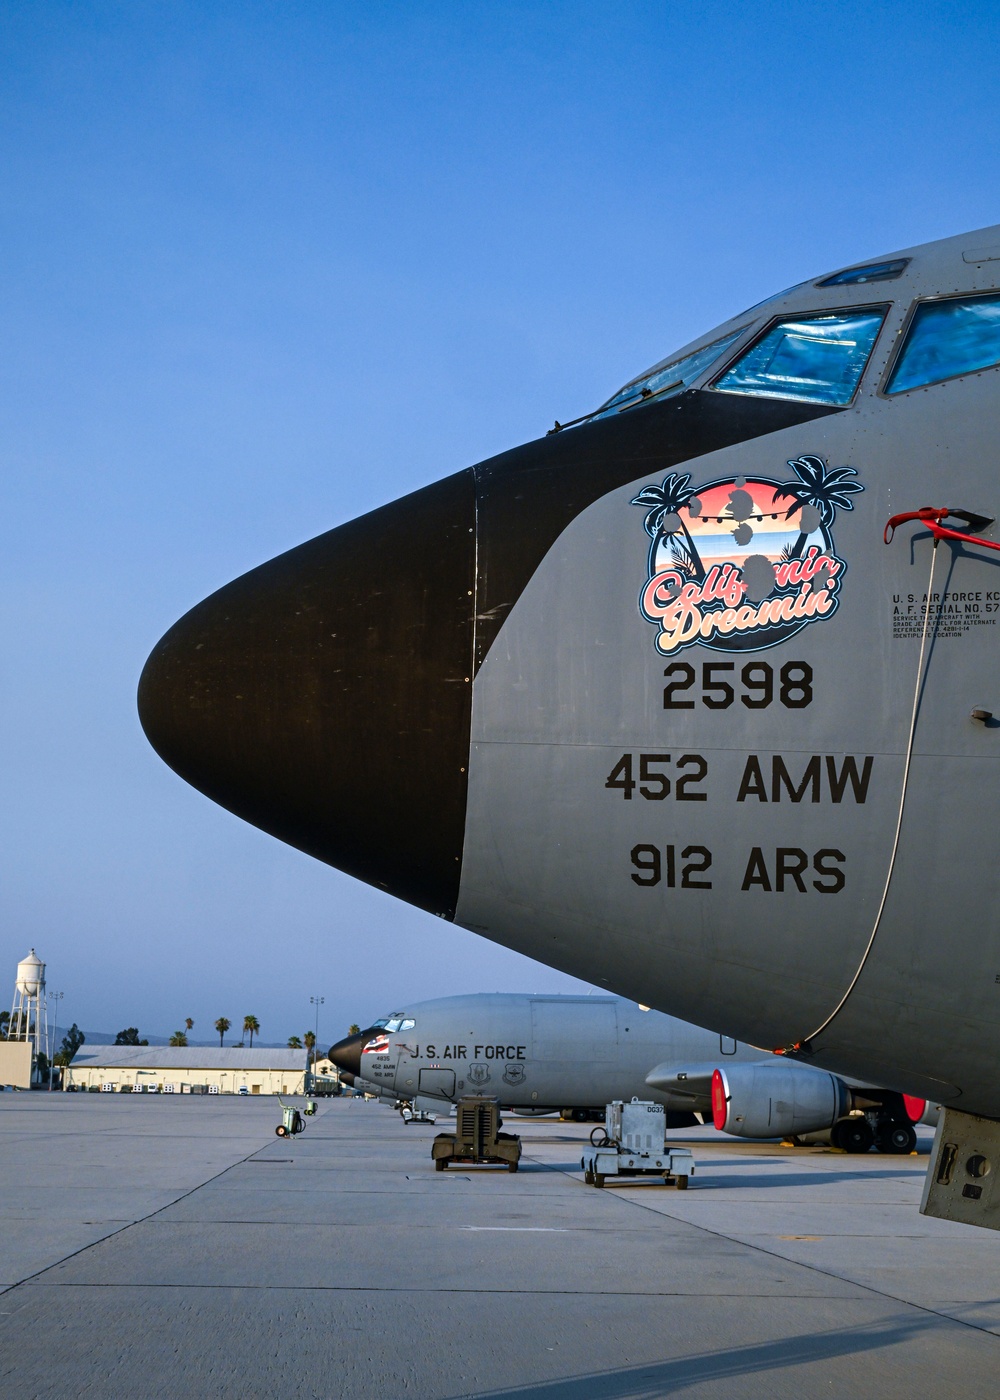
400,1101,437,1124
581,1098,694,1188
275,1100,306,1137
431,1095,521,1171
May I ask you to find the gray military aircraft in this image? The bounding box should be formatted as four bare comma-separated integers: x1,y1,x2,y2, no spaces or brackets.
329,993,933,1153
138,225,1000,1225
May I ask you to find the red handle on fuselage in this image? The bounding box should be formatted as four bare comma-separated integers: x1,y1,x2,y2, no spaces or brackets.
884,507,1000,551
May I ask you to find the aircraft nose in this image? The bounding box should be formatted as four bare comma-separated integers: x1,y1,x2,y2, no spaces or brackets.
328,1028,383,1078
137,471,476,916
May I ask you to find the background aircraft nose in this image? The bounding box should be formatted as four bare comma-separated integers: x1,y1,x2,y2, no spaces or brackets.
138,471,476,916
329,1028,384,1078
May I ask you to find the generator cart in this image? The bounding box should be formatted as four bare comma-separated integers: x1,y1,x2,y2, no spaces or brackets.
581,1098,694,1188
275,1099,306,1137
431,1095,521,1171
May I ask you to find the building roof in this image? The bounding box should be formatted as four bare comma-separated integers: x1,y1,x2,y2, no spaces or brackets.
70,1047,308,1071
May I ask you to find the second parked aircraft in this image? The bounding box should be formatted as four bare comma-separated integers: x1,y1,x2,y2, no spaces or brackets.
330,993,931,1153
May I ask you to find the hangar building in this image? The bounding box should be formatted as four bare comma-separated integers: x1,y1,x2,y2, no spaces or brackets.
63,1046,309,1095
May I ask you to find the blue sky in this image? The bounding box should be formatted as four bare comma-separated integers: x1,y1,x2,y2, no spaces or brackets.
3,1,999,1047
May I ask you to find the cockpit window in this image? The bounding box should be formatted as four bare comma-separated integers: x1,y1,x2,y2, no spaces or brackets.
885,293,1000,394
817,259,909,287
592,328,748,420
382,1015,415,1033
712,308,885,405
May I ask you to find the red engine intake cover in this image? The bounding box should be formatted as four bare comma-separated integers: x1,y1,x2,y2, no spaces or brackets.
711,1068,727,1130
902,1094,926,1124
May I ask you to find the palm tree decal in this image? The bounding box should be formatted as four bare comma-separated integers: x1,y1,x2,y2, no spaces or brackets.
631,473,706,580
772,455,862,559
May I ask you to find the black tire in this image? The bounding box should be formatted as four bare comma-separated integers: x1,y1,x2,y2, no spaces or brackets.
508,1161,519,1173
594,1174,605,1188
836,1118,874,1153
435,1158,447,1171
876,1121,917,1155
275,1125,287,1137
584,1168,594,1185
676,1175,688,1190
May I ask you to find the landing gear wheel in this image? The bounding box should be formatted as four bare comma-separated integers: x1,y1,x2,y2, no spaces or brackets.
833,1118,874,1153
676,1175,689,1190
571,1108,588,1123
435,1158,447,1171
876,1122,917,1155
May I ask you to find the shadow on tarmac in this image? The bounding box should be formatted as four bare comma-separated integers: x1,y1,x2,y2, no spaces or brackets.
469,1314,938,1398
672,1169,925,1190
548,1164,925,1190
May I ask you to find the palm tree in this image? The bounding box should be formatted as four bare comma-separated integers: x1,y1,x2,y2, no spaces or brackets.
304,1030,317,1071
631,473,705,579
215,1017,231,1047
348,1023,361,1036
287,1035,303,1049
184,1018,194,1034
169,1030,188,1047
243,1014,260,1048
772,456,863,559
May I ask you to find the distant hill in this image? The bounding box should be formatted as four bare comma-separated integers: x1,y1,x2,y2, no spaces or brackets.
54,1028,295,1051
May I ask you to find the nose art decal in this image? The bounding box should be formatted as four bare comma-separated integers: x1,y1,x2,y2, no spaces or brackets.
632,455,863,656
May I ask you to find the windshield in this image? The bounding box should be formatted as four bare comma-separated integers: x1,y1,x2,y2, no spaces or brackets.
382,1014,415,1033
591,327,749,420
713,308,886,405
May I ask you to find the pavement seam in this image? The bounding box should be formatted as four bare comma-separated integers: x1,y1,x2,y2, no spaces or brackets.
0,1120,324,1300
12,1283,878,1296
520,1149,1000,1343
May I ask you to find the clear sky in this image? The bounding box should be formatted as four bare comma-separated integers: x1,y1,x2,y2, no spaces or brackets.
2,1,999,1049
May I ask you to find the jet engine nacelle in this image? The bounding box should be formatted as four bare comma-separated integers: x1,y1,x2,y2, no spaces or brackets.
711,1062,849,1139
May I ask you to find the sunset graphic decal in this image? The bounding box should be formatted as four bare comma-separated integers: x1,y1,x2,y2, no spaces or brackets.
632,455,863,655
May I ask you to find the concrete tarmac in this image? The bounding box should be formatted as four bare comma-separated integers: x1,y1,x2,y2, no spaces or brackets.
1,1093,999,1398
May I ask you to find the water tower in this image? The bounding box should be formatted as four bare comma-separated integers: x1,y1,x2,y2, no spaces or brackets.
8,949,49,1084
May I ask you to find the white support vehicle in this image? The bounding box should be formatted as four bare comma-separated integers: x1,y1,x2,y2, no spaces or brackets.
581,1098,694,1189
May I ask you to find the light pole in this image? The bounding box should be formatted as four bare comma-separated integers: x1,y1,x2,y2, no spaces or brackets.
309,995,324,1082
49,991,64,1091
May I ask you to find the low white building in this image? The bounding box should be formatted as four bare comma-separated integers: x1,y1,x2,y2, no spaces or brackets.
64,1046,309,1095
